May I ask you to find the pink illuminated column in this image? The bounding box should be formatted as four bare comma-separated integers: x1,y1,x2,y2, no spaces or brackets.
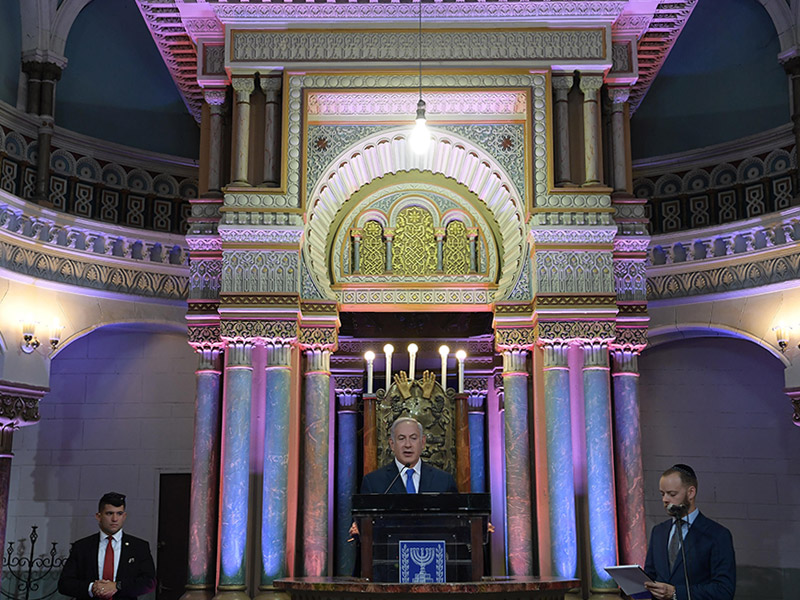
302,348,332,576
610,347,647,566
181,347,222,600
502,349,534,575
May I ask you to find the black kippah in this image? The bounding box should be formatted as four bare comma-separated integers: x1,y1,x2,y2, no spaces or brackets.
672,463,696,479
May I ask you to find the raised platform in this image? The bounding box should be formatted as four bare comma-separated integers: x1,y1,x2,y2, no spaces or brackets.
274,576,579,599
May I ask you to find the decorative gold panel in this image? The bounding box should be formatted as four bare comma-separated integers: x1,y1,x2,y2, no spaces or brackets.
391,206,437,276
360,220,386,275
443,220,470,275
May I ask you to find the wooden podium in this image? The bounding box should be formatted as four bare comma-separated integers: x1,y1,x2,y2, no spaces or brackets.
352,493,491,583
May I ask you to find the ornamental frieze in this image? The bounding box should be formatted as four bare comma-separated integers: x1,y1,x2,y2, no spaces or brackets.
534,251,615,295
298,326,338,350
0,240,188,300
534,294,617,308
220,319,298,342
610,327,648,350
0,394,40,426
188,325,222,349
187,301,220,314
647,248,800,300
495,327,536,350
537,320,616,343
220,294,299,308
231,29,605,64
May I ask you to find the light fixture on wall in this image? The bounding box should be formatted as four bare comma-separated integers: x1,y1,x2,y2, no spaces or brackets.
773,325,792,353
20,318,39,354
408,0,431,155
20,317,63,355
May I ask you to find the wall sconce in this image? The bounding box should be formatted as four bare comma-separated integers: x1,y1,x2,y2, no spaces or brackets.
20,319,39,354
773,325,791,353
20,318,63,355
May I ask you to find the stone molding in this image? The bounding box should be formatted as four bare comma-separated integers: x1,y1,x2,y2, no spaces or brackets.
0,381,48,428
215,2,626,21
536,193,612,209
298,326,338,350
649,205,800,266
647,244,800,301
530,226,618,245
220,320,298,343
534,250,615,295
231,29,606,64
221,250,299,294
340,287,491,307
537,320,616,344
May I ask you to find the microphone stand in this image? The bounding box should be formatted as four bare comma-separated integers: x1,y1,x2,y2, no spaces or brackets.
675,513,692,600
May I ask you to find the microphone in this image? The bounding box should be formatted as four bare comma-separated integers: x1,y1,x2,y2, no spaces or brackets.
667,503,687,517
382,463,412,494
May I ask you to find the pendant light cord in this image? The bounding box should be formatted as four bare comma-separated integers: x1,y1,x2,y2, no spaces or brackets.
418,0,423,102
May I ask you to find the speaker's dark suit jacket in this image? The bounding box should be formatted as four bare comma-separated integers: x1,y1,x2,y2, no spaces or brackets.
360,461,458,494
58,532,156,600
644,512,735,600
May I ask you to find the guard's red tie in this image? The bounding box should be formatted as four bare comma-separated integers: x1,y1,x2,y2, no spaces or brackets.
102,536,114,581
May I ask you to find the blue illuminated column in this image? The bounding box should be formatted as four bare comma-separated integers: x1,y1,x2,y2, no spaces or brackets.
183,348,222,600
467,392,486,493
335,387,359,576
582,342,618,591
302,348,331,576
217,342,253,600
259,342,293,595
502,349,533,575
542,341,577,578
611,347,647,566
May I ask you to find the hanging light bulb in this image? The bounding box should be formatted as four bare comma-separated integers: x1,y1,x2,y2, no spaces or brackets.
409,98,431,154
409,0,431,155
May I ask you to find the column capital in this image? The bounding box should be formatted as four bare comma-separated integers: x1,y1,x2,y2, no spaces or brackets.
259,76,282,94
467,392,486,412
610,347,640,375
231,76,256,96
204,88,227,107
305,348,331,373
582,341,609,368
579,74,604,95
0,382,47,428
607,86,630,106
196,347,222,371
226,341,253,367
298,326,338,352
495,326,536,352
336,390,359,411
541,341,570,368
266,341,293,367
502,349,528,373
334,375,363,395
552,74,574,91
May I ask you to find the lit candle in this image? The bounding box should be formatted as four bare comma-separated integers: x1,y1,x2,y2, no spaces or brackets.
365,351,376,394
408,343,418,381
456,349,467,393
438,345,450,389
384,344,394,388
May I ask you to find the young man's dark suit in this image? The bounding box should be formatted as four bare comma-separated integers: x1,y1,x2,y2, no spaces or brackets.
644,511,735,600
58,532,156,600
360,461,458,494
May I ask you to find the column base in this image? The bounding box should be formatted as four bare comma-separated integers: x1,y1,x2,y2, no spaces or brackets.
254,588,290,600
212,590,251,600
180,589,215,600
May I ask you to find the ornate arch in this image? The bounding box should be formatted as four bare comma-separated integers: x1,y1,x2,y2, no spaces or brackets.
304,127,526,302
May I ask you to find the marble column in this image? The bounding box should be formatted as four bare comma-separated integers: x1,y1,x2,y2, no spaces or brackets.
260,76,282,187
258,342,293,598
552,74,573,186
215,342,253,600
384,230,394,273
21,61,43,115
468,392,486,493
205,88,227,196
502,349,533,575
302,348,331,576
0,427,13,590
608,87,630,194
231,76,255,186
27,61,62,204
182,348,223,600
335,389,359,576
610,348,647,566
580,74,604,187
542,342,577,578
581,342,618,591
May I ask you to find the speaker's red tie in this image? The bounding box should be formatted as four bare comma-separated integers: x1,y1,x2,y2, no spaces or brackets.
102,536,114,581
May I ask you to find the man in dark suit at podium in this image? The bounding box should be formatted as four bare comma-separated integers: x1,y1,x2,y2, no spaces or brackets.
643,464,735,600
360,413,458,494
